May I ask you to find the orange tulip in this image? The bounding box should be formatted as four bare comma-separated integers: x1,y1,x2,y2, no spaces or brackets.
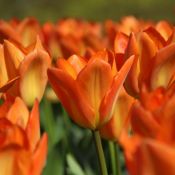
0,37,51,106
115,26,175,97
130,83,175,145
123,137,175,175
0,97,48,175
48,50,134,129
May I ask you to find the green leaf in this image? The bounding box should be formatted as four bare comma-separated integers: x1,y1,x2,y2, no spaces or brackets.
66,154,85,175
43,148,65,175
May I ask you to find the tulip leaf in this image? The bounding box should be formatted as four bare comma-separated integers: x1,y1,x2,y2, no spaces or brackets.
66,154,85,175
43,148,64,175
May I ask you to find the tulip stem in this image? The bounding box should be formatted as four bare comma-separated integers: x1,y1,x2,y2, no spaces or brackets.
92,131,108,175
115,143,121,175
109,141,117,175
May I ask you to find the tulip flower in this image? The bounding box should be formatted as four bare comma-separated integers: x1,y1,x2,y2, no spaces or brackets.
123,137,175,175
0,97,48,175
115,27,175,97
48,50,134,129
0,37,51,106
130,83,175,145
0,18,43,48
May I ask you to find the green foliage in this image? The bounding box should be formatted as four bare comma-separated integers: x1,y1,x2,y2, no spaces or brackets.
0,0,174,22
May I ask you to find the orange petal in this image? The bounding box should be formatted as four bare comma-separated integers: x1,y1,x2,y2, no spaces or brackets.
30,133,48,175
131,101,160,138
26,99,40,151
99,55,135,126
124,33,139,96
144,27,166,49
7,97,29,129
17,18,41,47
0,44,8,87
131,140,175,175
3,40,24,79
57,58,77,79
68,54,87,74
47,68,95,129
0,76,19,93
0,118,29,149
0,97,14,118
138,32,157,90
150,43,175,89
77,58,113,128
114,32,129,54
156,21,173,41
0,20,21,43
19,50,51,106
100,88,133,140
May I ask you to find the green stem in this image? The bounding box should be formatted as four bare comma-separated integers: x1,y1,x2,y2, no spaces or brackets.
109,141,117,175
62,108,71,152
115,143,121,175
92,131,108,175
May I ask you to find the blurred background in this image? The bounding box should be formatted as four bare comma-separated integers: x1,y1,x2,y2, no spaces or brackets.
0,0,175,22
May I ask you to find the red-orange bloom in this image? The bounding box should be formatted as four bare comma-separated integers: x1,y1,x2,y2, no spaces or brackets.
130,84,175,145
115,26,175,97
48,51,134,129
0,97,48,175
124,138,175,175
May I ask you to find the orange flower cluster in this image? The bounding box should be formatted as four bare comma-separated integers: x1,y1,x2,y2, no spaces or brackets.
0,16,175,174
0,97,47,175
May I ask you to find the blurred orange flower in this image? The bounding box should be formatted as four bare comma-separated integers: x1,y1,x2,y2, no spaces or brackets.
0,37,51,106
0,97,48,175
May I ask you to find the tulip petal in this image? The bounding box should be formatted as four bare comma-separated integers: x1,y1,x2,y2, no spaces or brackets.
100,88,133,140
7,97,29,129
30,133,48,175
124,33,139,96
17,18,41,47
114,32,128,54
77,58,113,127
26,99,40,151
151,43,175,89
20,50,51,106
57,58,77,79
0,20,20,43
131,101,160,138
0,77,19,93
0,149,14,175
99,55,134,126
138,32,157,90
0,119,29,149
134,140,175,175
156,21,173,41
3,40,24,79
68,54,86,74
144,27,166,49
47,68,95,129
0,45,8,87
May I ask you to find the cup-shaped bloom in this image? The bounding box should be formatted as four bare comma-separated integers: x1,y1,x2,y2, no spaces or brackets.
1,37,51,106
48,51,134,130
130,84,175,145
0,18,42,48
115,26,175,97
0,97,48,175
